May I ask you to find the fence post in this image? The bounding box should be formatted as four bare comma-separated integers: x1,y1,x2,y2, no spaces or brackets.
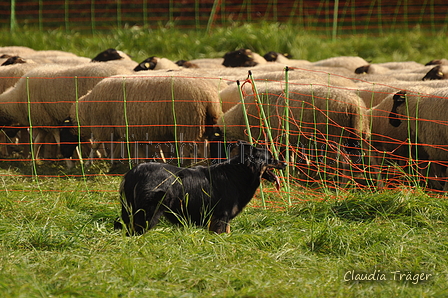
65,0,69,32
332,0,339,40
117,0,122,28
91,0,95,34
10,0,17,31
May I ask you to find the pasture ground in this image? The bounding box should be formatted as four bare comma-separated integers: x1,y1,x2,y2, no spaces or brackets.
1,24,448,297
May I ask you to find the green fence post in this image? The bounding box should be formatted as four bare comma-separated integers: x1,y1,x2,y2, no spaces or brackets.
143,0,148,27
10,0,17,31
117,0,122,28
91,0,95,34
195,0,199,29
332,0,339,40
206,0,220,34
39,0,43,31
65,0,69,32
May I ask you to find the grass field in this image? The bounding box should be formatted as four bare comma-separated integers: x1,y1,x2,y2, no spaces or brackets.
1,23,448,297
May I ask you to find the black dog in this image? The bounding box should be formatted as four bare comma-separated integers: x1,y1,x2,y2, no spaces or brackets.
116,142,286,235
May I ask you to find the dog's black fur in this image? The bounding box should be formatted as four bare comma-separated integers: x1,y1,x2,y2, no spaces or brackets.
115,143,285,235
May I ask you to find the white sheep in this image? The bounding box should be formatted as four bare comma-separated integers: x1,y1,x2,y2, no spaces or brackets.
134,56,180,71
388,88,448,190
215,83,375,185
218,69,358,113
69,75,223,166
0,63,41,94
0,63,133,160
312,56,369,72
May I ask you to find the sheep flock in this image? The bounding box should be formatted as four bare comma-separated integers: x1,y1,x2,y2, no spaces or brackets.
1,46,448,191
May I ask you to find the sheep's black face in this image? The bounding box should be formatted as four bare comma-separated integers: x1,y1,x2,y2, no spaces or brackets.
389,91,407,127
91,48,122,62
422,65,444,81
222,49,257,67
425,59,443,66
355,65,370,74
134,57,158,71
1,56,26,66
263,51,278,62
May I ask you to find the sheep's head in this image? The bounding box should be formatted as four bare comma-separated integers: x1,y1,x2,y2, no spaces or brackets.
175,60,199,68
222,49,258,67
355,65,370,74
263,51,278,62
134,56,158,71
91,48,124,62
425,59,448,66
422,65,447,81
1,56,26,66
388,90,407,127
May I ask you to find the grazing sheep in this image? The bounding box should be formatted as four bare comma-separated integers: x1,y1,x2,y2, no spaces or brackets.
263,51,291,63
376,61,425,70
425,59,448,66
91,48,131,62
422,65,448,81
222,49,267,67
0,62,41,94
69,75,223,166
355,64,391,75
0,63,133,160
186,58,225,69
312,56,369,72
388,89,448,190
368,88,433,162
1,56,27,66
218,69,358,113
175,60,199,68
0,46,36,57
134,56,179,71
213,83,375,186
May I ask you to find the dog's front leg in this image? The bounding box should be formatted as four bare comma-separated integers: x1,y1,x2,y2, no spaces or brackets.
209,215,230,234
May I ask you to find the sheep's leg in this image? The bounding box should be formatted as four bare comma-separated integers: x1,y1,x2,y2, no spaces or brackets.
86,141,103,167
32,129,47,161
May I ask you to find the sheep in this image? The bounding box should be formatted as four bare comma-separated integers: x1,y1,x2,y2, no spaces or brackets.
388,88,448,190
91,48,131,62
0,63,133,161
422,65,448,81
0,62,41,94
134,56,180,71
68,75,223,167
263,52,291,63
222,49,267,67
425,59,448,66
375,61,425,70
355,64,391,75
1,56,27,66
0,46,36,57
218,69,358,113
175,60,199,68
311,56,369,72
368,88,434,162
213,83,376,186
185,58,225,69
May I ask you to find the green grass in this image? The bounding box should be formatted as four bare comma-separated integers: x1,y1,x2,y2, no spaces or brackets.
2,24,448,297
2,22,448,65
0,167,448,297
